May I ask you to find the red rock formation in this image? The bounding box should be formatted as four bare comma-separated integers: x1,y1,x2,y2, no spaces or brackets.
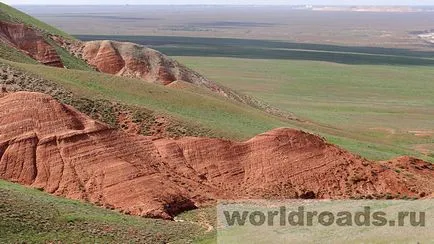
155,130,434,199
82,40,124,74
55,38,296,120
0,21,63,67
81,40,222,88
0,92,199,219
0,92,433,219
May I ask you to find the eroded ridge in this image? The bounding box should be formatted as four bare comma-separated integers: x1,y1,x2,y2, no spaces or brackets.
1,92,432,219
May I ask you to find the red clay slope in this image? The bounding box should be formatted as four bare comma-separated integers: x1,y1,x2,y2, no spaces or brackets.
0,92,433,219
54,38,296,119
0,21,63,67
81,40,226,91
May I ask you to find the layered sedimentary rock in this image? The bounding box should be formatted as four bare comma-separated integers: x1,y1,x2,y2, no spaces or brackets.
0,92,433,219
154,130,434,199
49,37,296,119
0,21,63,67
81,40,221,88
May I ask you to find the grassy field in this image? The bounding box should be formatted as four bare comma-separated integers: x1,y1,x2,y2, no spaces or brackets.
19,5,434,50
2,57,431,162
0,179,214,243
72,35,434,162
78,35,434,66
0,43,39,64
175,56,434,162
2,4,433,243
2,58,289,140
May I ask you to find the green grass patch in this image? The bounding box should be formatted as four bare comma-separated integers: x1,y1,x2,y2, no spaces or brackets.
3,57,432,162
78,35,434,66
175,56,434,162
0,179,210,243
0,4,91,70
45,37,94,71
0,3,74,39
2,58,288,140
0,42,38,64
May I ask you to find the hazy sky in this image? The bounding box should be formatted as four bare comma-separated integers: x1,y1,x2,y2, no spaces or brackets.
4,0,434,5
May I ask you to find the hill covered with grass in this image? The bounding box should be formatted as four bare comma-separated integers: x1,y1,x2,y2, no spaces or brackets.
176,56,434,163
0,58,288,140
0,3,93,70
0,180,214,243
0,2,73,39
0,3,433,243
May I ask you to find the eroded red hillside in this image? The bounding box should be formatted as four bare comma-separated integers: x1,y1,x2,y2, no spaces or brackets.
81,40,222,88
0,21,63,67
0,91,432,219
50,37,297,120
51,37,231,92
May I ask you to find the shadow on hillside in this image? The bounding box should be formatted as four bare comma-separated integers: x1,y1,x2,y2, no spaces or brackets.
77,35,434,66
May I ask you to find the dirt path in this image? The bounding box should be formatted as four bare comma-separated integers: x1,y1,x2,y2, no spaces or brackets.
174,212,214,233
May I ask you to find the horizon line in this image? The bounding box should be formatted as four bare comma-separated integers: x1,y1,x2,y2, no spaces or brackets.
11,4,434,6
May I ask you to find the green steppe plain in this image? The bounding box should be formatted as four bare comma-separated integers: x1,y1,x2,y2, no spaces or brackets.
175,56,434,162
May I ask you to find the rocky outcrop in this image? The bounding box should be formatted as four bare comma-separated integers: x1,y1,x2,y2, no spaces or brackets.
81,40,224,88
0,21,63,67
76,40,296,119
0,91,201,219
0,16,293,120
155,130,434,200
0,92,433,219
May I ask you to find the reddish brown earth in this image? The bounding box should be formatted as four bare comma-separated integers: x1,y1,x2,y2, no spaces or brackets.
0,21,63,67
77,40,298,120
80,40,223,89
79,40,288,115
12,33,295,120
60,39,285,117
0,91,433,219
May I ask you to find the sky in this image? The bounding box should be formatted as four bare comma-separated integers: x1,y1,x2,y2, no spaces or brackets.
4,0,434,6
